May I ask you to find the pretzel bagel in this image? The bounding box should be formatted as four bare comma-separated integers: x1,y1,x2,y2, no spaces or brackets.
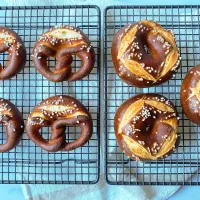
114,94,180,161
112,20,180,87
32,25,95,82
0,27,26,79
180,65,200,125
26,95,93,152
0,98,24,152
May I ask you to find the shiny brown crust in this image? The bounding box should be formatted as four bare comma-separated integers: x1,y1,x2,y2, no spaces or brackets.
114,94,180,161
26,95,93,152
0,98,24,152
180,65,200,125
0,27,26,79
111,20,180,87
32,25,95,82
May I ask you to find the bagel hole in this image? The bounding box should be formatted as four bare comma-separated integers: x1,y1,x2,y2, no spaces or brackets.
0,51,10,69
144,44,151,55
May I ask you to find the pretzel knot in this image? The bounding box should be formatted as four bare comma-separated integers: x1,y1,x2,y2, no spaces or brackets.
26,95,93,152
0,98,24,152
32,25,95,82
112,20,181,87
114,94,180,161
0,27,26,80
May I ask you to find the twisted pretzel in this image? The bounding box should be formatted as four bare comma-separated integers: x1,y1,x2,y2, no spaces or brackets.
0,27,26,79
112,20,180,87
0,98,24,152
32,25,95,82
114,94,180,161
181,65,200,125
26,95,93,152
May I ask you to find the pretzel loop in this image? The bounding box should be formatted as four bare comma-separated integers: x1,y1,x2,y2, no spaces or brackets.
26,95,93,152
0,27,26,80
32,25,95,82
0,98,24,152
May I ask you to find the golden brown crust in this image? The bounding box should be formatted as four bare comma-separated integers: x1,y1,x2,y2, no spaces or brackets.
111,20,180,88
26,95,93,152
0,98,24,152
180,65,200,125
0,27,26,79
114,94,180,161
32,25,95,82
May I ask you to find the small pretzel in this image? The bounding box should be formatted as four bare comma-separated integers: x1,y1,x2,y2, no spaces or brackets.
0,27,26,80
26,95,93,152
112,20,180,87
114,94,180,161
0,98,24,152
32,25,95,82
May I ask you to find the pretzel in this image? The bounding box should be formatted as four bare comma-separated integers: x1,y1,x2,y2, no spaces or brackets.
0,27,26,80
32,25,95,82
0,98,24,152
112,20,180,87
114,94,180,161
181,65,200,125
26,95,93,152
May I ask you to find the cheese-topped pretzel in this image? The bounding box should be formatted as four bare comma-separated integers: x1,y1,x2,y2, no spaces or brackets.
26,95,93,152
0,98,24,152
112,20,180,87
0,27,26,79
32,25,95,82
181,65,200,125
114,94,180,161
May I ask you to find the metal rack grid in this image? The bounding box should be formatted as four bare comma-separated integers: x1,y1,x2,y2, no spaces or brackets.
0,5,100,184
104,5,200,185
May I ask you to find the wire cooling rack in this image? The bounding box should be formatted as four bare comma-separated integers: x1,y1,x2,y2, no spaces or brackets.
0,5,100,184
104,5,200,185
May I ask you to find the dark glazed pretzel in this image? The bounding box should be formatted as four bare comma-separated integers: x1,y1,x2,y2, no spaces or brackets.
112,20,180,87
0,27,26,79
114,94,180,161
0,98,24,152
181,65,200,125
26,95,93,152
32,25,95,82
